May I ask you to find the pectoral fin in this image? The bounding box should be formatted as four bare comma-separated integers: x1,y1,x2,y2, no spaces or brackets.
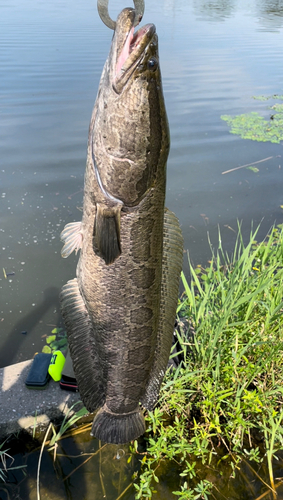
60,221,83,258
141,208,184,410
94,203,122,265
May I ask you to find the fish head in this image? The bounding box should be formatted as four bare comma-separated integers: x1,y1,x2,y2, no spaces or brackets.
93,7,169,207
111,8,158,95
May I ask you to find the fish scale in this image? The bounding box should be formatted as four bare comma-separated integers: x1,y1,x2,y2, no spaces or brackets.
60,7,183,444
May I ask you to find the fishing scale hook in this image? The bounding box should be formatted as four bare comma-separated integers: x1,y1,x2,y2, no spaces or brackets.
97,0,145,30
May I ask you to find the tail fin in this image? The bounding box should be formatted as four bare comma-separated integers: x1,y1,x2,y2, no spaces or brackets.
91,405,145,444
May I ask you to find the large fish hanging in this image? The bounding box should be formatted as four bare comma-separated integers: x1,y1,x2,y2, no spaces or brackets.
60,2,183,444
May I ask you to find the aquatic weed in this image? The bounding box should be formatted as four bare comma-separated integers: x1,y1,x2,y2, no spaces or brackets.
221,94,283,144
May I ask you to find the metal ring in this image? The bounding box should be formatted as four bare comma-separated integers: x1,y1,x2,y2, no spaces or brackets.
97,0,145,30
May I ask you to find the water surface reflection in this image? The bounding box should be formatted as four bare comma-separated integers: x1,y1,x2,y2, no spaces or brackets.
0,0,283,364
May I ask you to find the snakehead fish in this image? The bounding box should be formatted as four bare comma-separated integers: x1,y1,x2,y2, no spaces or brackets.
60,7,183,444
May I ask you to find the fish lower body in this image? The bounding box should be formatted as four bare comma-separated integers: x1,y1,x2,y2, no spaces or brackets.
60,208,183,444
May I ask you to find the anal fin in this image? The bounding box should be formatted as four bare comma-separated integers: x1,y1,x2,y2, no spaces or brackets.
94,203,122,265
60,278,105,412
60,221,83,258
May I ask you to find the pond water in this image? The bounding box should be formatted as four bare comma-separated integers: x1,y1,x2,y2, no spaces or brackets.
0,1,283,367
2,427,283,499
1,1,283,497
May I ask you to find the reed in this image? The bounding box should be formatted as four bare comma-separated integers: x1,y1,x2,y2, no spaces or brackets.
0,439,26,483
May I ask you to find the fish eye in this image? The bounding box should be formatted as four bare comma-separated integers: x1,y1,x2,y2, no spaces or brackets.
147,57,158,71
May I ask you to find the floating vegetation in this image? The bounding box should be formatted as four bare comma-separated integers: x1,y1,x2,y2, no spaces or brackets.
221,94,283,143
252,94,283,101
246,166,259,173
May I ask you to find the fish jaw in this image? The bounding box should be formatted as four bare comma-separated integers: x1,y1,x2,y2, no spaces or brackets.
111,8,156,94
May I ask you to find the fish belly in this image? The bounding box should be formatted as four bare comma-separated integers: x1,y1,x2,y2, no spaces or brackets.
77,186,164,443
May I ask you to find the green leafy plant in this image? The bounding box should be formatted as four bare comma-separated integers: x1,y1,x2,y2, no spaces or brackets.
37,402,88,499
132,223,283,499
14,223,283,500
42,327,68,354
172,481,213,500
48,402,88,451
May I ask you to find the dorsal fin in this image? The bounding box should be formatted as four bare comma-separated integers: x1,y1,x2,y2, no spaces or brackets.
141,208,184,410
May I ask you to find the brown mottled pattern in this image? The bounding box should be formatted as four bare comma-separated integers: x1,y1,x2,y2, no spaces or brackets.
60,8,183,444
79,161,166,415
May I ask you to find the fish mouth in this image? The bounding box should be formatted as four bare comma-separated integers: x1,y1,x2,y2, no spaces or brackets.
113,9,156,93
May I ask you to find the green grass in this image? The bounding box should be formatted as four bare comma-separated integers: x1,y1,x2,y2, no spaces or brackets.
0,439,26,483
5,223,283,499
133,223,283,499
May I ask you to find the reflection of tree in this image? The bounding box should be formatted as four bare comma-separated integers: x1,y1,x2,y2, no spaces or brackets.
193,0,236,21
0,287,60,368
256,0,283,17
256,0,283,29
